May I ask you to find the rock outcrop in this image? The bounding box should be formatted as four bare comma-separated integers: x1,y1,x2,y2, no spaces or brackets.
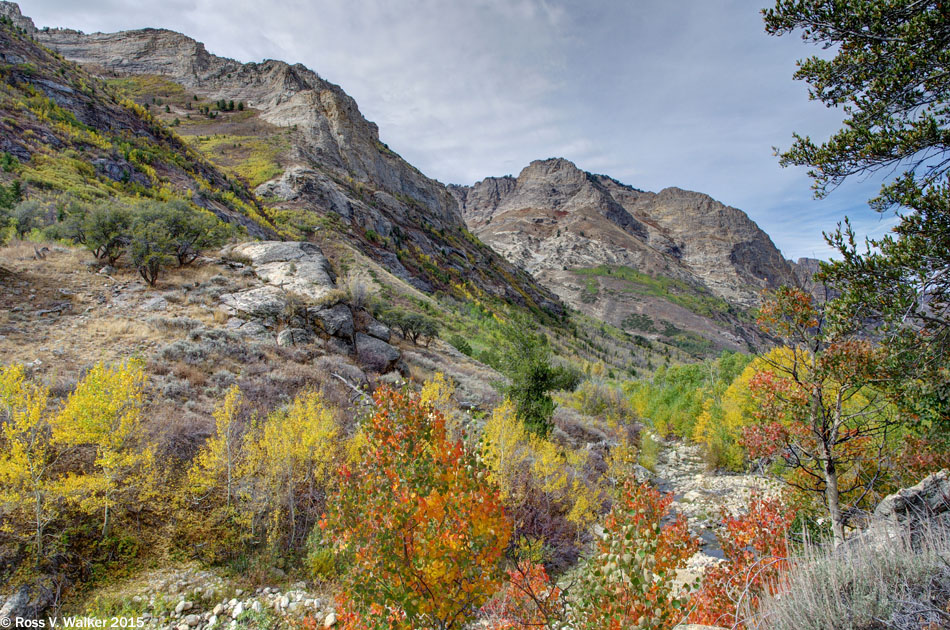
870,470,950,540
218,241,403,374
452,158,794,353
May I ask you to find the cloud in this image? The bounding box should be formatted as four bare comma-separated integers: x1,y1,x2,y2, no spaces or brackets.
19,0,892,259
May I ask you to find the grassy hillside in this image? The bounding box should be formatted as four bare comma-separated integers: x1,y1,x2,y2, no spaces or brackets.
0,26,276,237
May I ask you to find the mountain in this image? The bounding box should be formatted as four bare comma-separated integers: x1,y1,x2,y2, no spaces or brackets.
0,3,273,237
25,10,561,315
451,158,800,353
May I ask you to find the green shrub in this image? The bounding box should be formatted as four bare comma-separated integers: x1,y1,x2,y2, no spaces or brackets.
448,333,473,356
497,315,581,436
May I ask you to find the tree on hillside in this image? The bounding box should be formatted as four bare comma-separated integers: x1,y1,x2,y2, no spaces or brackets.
764,0,950,429
0,365,64,568
744,287,897,546
55,360,153,538
497,315,581,436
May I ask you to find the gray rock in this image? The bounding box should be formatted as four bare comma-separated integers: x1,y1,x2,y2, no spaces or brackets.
355,332,400,373
219,286,287,322
224,241,337,301
314,304,354,338
327,337,354,356
277,328,315,347
175,600,192,614
183,614,200,627
231,602,244,619
142,296,168,312
871,470,950,539
365,318,391,342
323,612,337,628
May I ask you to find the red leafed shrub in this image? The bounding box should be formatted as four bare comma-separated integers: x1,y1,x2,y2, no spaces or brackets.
688,494,797,628
320,386,512,630
571,481,699,630
480,561,563,629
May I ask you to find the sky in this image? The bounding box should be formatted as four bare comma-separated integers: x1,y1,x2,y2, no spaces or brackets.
17,0,901,260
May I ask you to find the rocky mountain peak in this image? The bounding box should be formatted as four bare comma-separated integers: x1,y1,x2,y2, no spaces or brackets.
0,1,35,35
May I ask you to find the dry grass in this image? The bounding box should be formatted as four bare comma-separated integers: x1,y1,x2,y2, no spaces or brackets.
753,520,950,630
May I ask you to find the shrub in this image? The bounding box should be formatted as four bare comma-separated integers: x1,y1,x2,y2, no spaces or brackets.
378,308,439,346
497,315,581,436
753,521,950,630
321,387,512,630
129,204,175,285
570,481,699,630
82,203,133,264
448,333,472,356
688,495,797,628
7,199,51,238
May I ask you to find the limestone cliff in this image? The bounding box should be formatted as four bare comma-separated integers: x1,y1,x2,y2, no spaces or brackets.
452,158,798,352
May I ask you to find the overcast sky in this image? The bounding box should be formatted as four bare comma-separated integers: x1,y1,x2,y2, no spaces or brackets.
19,0,899,260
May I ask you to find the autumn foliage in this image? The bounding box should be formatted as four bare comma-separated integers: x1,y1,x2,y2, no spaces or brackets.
480,561,563,629
321,386,512,630
570,481,698,630
688,495,797,628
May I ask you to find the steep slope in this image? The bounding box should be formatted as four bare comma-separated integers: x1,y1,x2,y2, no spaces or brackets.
0,4,274,237
452,158,798,353
28,10,561,315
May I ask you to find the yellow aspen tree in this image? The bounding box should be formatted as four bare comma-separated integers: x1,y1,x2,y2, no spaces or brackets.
480,400,529,501
188,384,243,509
55,360,151,538
0,364,62,566
182,385,251,561
243,390,338,552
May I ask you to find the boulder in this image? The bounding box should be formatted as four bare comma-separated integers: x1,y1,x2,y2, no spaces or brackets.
277,328,315,347
0,584,55,622
870,469,950,539
365,318,391,343
328,337,354,356
355,333,400,373
224,241,337,301
219,286,287,322
313,304,354,338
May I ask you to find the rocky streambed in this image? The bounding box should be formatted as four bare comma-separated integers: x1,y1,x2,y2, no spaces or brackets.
645,433,783,583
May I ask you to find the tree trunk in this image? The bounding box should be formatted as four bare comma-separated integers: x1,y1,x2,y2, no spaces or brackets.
824,456,845,547
102,503,111,539
34,490,44,567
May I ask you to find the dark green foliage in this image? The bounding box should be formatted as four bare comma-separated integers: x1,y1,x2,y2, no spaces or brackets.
766,0,950,429
139,199,230,266
764,0,950,207
50,198,230,283
497,315,581,436
129,205,174,285
447,333,473,356
1,152,19,173
7,199,52,238
80,203,133,265
0,180,22,211
378,309,439,346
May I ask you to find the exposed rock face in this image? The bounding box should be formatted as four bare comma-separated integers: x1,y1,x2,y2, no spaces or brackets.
223,241,336,301
0,1,36,36
452,158,796,353
217,241,403,372
34,18,560,314
872,470,950,535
